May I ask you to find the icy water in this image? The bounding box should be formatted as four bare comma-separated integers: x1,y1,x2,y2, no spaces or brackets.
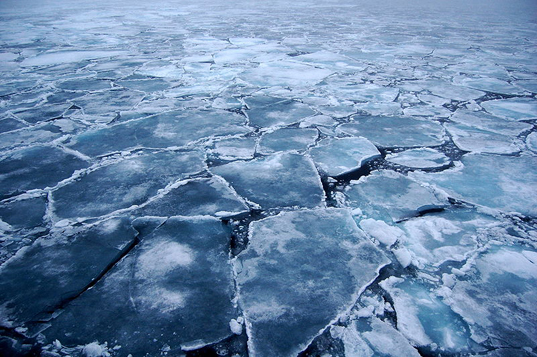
0,0,536,356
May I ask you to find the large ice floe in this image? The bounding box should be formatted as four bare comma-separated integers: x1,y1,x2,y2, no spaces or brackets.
0,0,536,356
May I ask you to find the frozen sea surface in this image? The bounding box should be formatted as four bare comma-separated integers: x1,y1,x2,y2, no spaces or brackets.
0,0,536,356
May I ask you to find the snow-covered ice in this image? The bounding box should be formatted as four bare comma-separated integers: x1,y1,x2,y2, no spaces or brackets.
0,0,536,355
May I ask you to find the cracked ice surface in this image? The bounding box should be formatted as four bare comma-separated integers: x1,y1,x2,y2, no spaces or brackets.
0,0,537,355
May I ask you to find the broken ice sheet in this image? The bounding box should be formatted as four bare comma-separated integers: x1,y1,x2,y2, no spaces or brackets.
338,115,445,148
445,122,522,155
0,146,89,199
385,148,450,169
410,154,537,216
209,136,257,161
0,217,137,326
52,150,205,219
257,127,318,155
67,109,250,157
234,208,388,357
240,60,333,87
20,50,127,67
345,170,449,223
330,317,421,357
43,217,237,355
400,208,501,267
246,98,315,128
450,109,532,136
380,277,473,353
481,97,537,121
445,245,537,349
136,176,249,218
0,195,47,232
210,153,325,210
309,137,381,177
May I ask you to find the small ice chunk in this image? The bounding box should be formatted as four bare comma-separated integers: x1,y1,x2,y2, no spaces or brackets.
0,146,89,199
447,246,537,348
393,248,412,268
309,137,380,177
82,342,106,357
359,218,404,247
229,319,243,335
386,148,450,169
526,132,537,153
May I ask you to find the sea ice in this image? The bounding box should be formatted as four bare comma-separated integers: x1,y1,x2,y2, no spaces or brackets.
42,217,237,355
209,136,257,160
68,110,250,157
331,317,421,357
445,246,537,348
309,137,381,177
210,153,325,210
20,50,126,67
481,98,537,121
241,61,333,87
380,277,472,352
235,208,388,356
0,217,137,325
246,99,315,128
385,148,450,169
52,151,205,218
450,109,532,136
410,154,537,216
0,146,89,199
445,122,522,154
345,171,449,222
338,116,445,148
136,177,249,218
400,208,499,267
258,128,318,154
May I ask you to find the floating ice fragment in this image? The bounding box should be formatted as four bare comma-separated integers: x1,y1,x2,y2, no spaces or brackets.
241,61,333,87
210,153,324,210
43,217,237,355
446,246,537,348
52,151,205,218
0,146,89,199
0,217,137,325
235,208,388,356
309,137,380,177
247,99,315,128
345,171,448,222
258,128,318,154
338,116,444,148
446,123,522,154
380,277,472,352
386,148,450,169
20,50,126,67
481,98,537,121
137,177,249,218
410,154,537,216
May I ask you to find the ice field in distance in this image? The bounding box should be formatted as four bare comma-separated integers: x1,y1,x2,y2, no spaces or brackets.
0,0,536,356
